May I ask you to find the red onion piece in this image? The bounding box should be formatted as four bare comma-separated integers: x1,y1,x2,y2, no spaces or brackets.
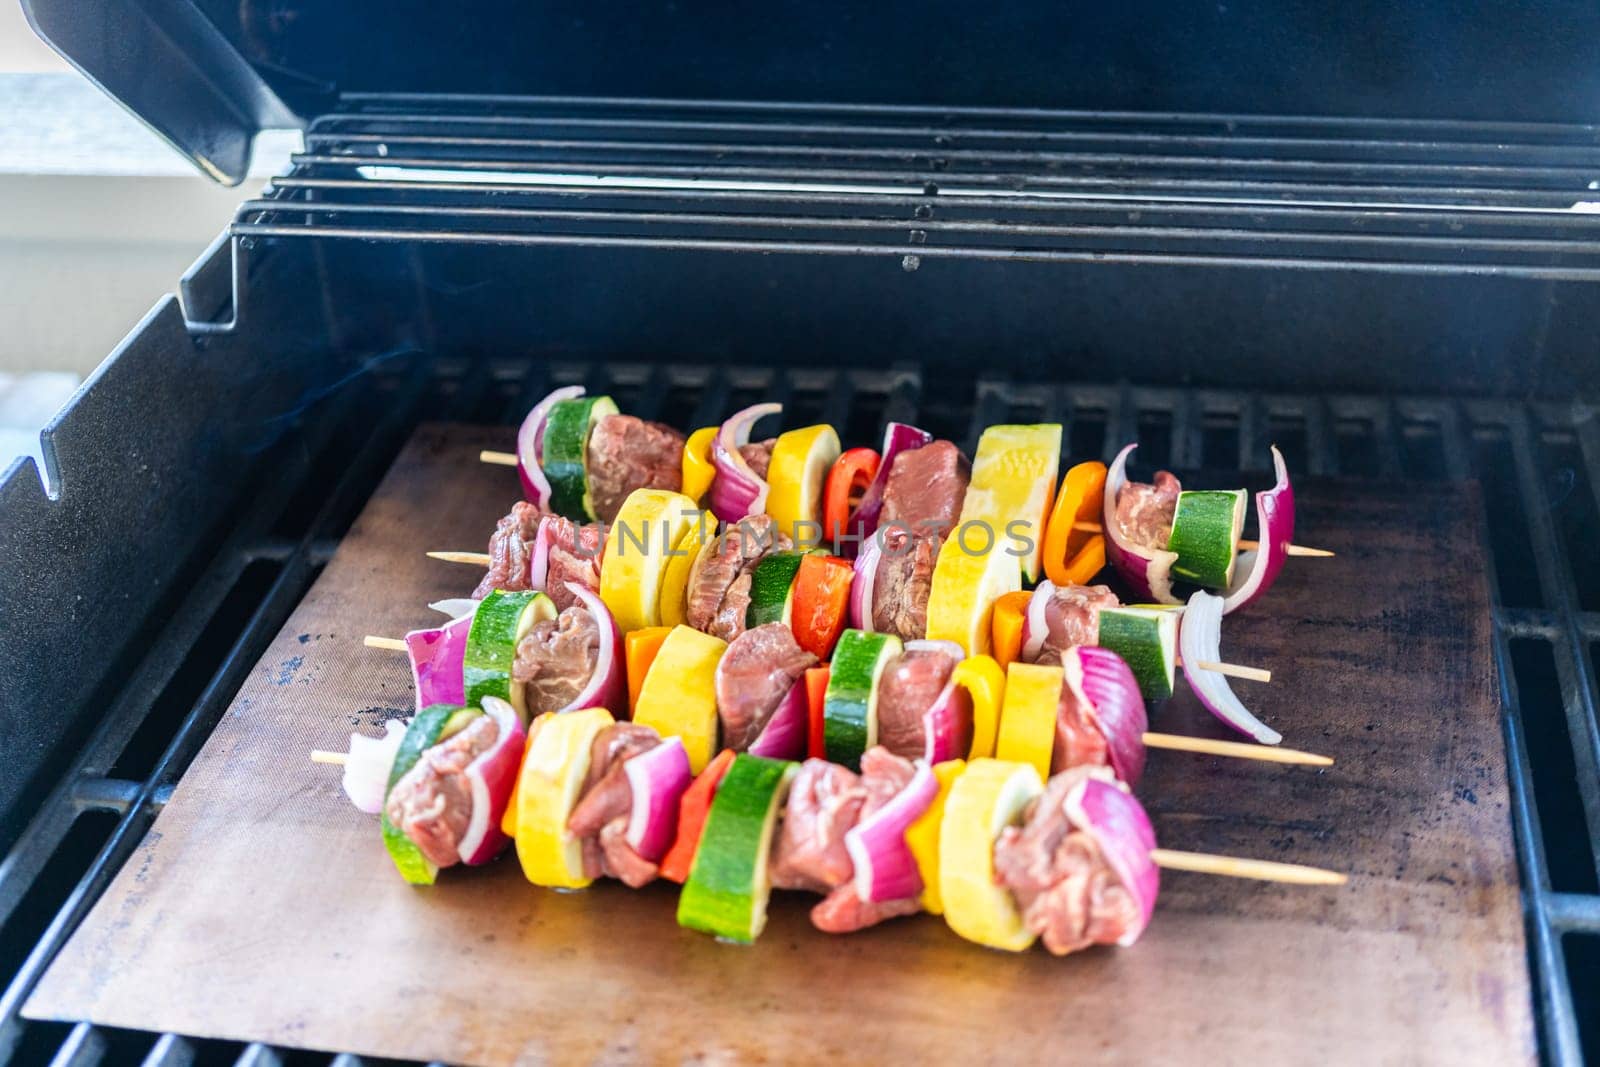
1062,773,1160,946
1179,591,1281,744
849,532,883,631
624,735,692,861
516,385,586,506
1221,446,1295,615
903,639,972,764
340,719,406,815
404,613,475,711
1103,444,1181,605
427,598,480,619
528,516,556,591
564,583,627,717
845,762,939,903
709,402,782,522
457,696,528,865
747,679,809,759
1020,579,1056,662
849,422,934,542
1064,645,1149,786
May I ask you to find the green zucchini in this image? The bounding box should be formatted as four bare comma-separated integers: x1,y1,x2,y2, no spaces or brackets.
677,753,798,943
541,395,621,519
1097,606,1180,701
744,551,805,629
380,703,459,885
823,628,903,771
463,589,556,719
1167,489,1247,589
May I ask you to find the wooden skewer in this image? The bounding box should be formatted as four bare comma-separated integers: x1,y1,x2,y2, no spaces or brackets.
1149,848,1348,885
1071,520,1332,557
481,449,519,466
1142,733,1330,766
427,550,493,566
306,749,1341,883
1176,658,1272,683
365,627,1271,683
363,635,409,652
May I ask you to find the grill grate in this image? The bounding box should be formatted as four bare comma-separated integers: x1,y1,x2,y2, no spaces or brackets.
210,96,1600,283
0,359,1597,1063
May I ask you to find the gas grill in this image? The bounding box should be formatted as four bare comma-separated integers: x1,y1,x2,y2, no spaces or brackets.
5,1,1600,1063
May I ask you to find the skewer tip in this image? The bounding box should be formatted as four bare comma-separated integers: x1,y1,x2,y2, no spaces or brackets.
363,635,409,652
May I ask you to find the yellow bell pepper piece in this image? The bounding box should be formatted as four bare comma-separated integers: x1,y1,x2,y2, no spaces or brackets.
995,661,1063,782
765,424,841,537
633,625,727,772
904,759,965,915
600,488,698,632
939,758,1043,952
1043,460,1108,587
952,654,1005,759
658,512,716,627
514,707,614,889
681,426,719,505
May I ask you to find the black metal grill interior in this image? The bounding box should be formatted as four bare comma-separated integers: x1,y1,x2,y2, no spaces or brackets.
5,93,1600,1065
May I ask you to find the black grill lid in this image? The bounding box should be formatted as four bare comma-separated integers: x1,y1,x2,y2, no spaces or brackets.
22,0,1600,185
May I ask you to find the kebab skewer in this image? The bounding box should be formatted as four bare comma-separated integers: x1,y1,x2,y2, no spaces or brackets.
313,711,1342,954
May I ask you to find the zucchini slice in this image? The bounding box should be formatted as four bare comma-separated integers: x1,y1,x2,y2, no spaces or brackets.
541,395,621,519
1096,605,1180,701
823,628,903,771
463,589,556,719
379,703,460,885
677,753,798,943
1167,489,1247,590
744,551,805,629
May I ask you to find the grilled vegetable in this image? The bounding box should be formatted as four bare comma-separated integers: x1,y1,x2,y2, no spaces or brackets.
823,628,903,771
464,589,556,717
903,758,966,915
988,590,1032,670
600,488,699,632
767,424,842,534
1095,605,1180,701
542,394,620,519
823,447,880,551
379,704,460,885
624,626,672,716
633,625,727,773
938,758,1044,952
744,550,805,628
658,748,737,884
677,753,798,943
790,553,854,658
658,511,716,626
513,706,614,889
1042,460,1109,587
1168,489,1247,589
710,403,781,522
680,426,720,505
995,661,1061,781
962,423,1062,584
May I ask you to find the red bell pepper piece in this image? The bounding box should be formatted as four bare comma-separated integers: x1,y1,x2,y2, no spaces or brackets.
790,553,854,659
823,448,880,548
805,665,831,760
658,748,738,883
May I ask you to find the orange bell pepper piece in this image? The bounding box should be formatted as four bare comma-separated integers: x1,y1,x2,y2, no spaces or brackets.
990,590,1033,671
1043,460,1109,587
658,748,738,883
823,447,880,546
805,665,831,759
625,627,673,716
791,554,854,659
